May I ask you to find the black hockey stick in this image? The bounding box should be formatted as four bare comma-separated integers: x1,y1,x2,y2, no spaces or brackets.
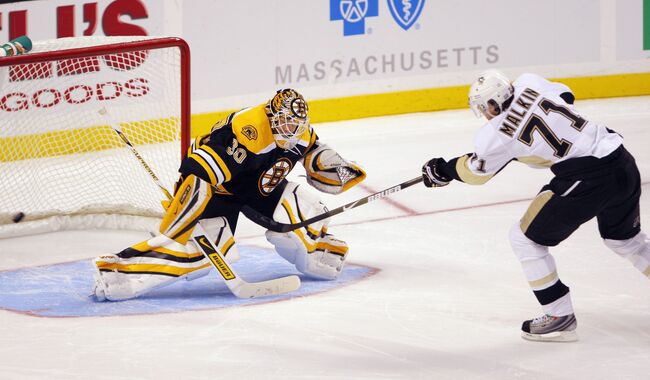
241,176,423,232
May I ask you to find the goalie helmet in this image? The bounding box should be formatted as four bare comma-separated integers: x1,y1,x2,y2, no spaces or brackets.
265,89,309,150
468,69,513,118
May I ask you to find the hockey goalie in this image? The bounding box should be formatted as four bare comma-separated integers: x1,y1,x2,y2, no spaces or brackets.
92,89,366,301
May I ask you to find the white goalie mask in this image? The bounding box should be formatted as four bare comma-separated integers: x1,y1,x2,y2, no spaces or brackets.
265,89,309,151
468,69,513,118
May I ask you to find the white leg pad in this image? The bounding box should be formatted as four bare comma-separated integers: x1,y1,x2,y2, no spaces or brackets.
198,216,240,263
604,232,650,278
93,226,237,301
266,231,347,280
509,223,559,290
265,182,348,280
93,255,184,301
509,224,575,315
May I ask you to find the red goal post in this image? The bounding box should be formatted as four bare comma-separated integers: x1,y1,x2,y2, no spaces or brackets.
0,36,191,237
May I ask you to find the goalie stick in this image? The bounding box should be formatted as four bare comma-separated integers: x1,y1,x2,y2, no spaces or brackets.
241,176,423,233
100,108,300,298
192,223,300,298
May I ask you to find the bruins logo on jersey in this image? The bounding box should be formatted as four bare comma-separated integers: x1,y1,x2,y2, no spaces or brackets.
241,125,258,140
259,158,293,196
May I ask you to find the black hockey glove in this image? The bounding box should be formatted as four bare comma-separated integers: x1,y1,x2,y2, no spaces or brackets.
422,158,452,188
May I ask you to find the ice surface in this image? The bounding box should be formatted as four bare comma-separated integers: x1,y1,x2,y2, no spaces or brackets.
1,96,649,379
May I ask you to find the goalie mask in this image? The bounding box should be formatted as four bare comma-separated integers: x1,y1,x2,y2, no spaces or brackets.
265,89,309,151
468,69,513,118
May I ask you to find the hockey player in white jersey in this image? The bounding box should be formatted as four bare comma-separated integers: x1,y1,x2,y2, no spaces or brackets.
421,70,650,342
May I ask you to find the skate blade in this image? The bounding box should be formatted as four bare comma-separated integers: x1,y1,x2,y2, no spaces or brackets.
521,329,579,342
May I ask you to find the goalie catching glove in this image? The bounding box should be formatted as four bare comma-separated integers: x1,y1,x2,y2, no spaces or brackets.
303,142,366,194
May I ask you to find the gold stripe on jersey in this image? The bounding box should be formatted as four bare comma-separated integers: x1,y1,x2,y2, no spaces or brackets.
96,261,211,277
455,154,494,185
188,151,217,185
187,146,231,185
520,190,554,233
516,156,554,168
528,270,559,289
201,145,232,182
643,265,650,277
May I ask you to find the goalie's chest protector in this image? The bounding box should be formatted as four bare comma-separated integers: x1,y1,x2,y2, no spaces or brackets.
205,105,317,200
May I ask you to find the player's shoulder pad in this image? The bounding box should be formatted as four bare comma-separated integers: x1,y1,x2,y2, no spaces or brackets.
513,73,545,86
230,104,277,154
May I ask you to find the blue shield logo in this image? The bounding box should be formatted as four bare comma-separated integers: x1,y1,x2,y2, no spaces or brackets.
387,0,425,30
330,0,379,36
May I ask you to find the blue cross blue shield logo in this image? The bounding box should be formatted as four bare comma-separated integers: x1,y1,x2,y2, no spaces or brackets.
330,0,379,36
387,0,425,30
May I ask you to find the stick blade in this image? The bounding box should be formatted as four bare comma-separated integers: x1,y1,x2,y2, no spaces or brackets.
231,275,301,298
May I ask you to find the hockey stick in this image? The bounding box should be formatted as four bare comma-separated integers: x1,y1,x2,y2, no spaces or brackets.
241,176,423,233
99,108,173,201
100,108,300,298
192,223,300,298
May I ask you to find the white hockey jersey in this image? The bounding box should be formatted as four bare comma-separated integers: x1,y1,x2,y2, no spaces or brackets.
455,73,623,184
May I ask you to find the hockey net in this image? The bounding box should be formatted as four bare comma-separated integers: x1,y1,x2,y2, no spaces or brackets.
0,36,190,237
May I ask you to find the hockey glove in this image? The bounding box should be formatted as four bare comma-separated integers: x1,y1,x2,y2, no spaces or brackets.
422,158,452,188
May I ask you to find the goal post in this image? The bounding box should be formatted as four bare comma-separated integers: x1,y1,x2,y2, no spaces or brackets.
0,36,190,237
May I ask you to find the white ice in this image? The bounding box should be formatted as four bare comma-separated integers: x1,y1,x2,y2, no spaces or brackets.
1,96,649,380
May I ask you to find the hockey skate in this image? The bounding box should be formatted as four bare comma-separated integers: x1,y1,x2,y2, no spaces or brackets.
521,314,578,342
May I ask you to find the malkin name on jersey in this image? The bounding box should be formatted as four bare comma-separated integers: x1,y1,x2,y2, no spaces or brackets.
499,88,541,138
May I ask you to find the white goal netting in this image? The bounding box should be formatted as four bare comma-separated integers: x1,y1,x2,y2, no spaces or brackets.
0,36,190,237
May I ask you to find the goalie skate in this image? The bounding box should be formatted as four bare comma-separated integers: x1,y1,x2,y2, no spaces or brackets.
521,314,578,342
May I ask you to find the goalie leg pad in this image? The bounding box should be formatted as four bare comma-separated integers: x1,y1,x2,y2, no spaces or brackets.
159,174,212,245
266,232,348,280
197,216,240,263
93,216,242,301
265,182,349,280
93,227,241,301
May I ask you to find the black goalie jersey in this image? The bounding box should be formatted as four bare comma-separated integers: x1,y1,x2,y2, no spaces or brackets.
179,103,318,209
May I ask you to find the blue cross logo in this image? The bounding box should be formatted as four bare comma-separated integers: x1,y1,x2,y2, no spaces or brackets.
330,0,379,36
387,0,426,30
